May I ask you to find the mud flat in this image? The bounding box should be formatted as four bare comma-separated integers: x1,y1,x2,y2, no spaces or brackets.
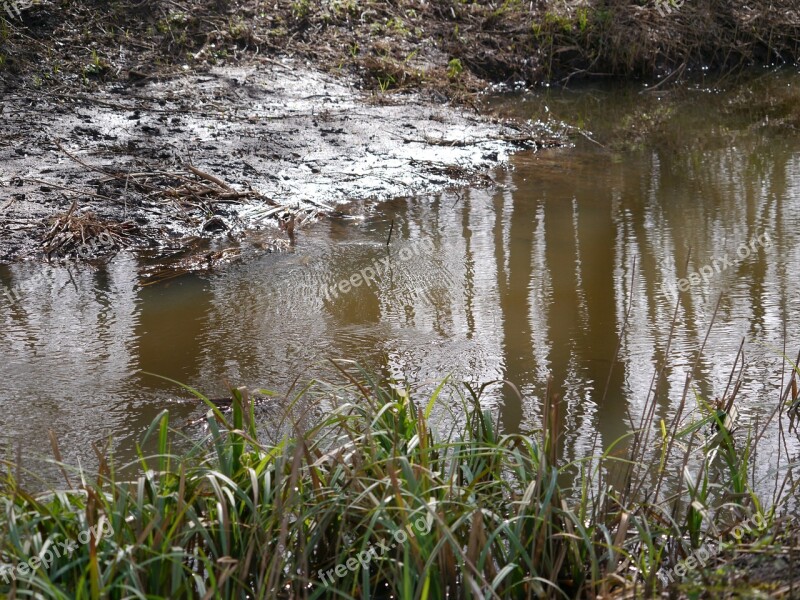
0,60,560,269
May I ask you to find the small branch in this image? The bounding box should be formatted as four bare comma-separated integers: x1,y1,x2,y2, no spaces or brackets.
184,164,234,191
386,219,394,246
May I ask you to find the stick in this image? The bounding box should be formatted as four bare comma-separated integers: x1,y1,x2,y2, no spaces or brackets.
185,164,233,191
386,219,394,246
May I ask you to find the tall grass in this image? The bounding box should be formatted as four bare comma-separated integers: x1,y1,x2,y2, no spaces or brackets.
0,357,798,599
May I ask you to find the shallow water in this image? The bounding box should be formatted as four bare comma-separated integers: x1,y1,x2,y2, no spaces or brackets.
2,70,799,486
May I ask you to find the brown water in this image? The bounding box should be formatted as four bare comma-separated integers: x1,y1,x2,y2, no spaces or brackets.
2,70,799,484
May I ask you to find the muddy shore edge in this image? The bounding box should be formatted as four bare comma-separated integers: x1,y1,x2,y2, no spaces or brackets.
1,61,562,269
0,2,570,269
2,0,799,268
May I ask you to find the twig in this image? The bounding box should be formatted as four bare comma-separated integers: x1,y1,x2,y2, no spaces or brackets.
52,139,114,178
185,164,234,192
386,219,394,246
642,63,687,93
21,178,119,203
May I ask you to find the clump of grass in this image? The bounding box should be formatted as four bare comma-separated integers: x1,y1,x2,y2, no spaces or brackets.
529,0,800,83
0,357,798,598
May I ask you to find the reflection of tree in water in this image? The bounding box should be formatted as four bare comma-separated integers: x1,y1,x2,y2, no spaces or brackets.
135,275,213,385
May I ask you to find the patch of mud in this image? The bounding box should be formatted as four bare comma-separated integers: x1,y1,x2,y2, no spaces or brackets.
0,61,560,266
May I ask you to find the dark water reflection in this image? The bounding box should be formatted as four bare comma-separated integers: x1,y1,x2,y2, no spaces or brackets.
1,71,799,488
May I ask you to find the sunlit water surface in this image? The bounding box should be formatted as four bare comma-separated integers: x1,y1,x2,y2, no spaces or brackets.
2,70,799,491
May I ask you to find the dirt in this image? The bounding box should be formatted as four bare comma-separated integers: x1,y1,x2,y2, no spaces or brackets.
0,0,573,271
2,0,796,270
0,59,561,268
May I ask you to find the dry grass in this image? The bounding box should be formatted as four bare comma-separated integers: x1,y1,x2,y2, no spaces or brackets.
2,0,799,98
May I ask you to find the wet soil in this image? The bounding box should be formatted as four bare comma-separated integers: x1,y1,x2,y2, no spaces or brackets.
0,61,560,267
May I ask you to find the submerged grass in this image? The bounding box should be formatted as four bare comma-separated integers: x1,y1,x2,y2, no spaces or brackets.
0,357,799,598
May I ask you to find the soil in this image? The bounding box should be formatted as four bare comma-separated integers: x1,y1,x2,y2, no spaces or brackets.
0,59,560,268
0,0,570,269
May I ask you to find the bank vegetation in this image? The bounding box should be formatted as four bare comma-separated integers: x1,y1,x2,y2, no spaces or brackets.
0,356,798,598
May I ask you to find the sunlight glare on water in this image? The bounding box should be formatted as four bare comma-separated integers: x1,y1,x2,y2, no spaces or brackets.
1,71,799,487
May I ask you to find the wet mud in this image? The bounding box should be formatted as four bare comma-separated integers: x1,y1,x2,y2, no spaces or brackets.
0,61,560,270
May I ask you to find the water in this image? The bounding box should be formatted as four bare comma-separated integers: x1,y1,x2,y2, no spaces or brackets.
2,70,799,486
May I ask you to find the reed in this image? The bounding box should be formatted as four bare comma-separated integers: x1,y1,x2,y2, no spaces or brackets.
0,358,797,599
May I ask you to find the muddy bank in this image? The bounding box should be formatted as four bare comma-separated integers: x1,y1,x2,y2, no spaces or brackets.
0,61,560,268
2,0,799,98
4,0,794,270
